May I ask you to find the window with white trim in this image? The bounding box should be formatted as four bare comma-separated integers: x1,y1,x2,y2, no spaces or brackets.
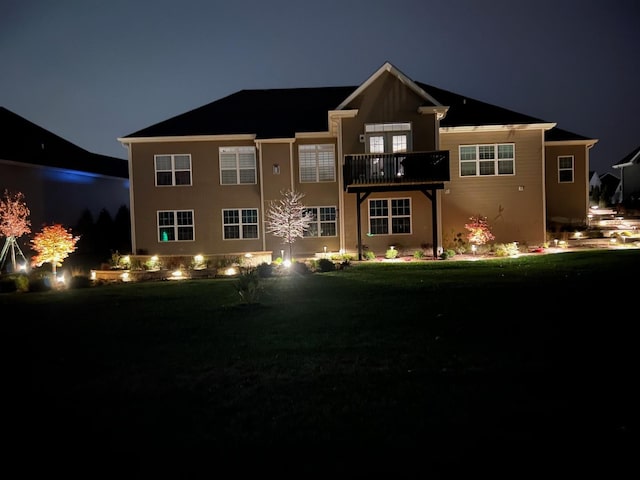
299,144,335,182
368,198,411,235
303,206,337,237
459,144,515,176
558,156,574,183
222,208,259,239
365,122,411,154
155,154,192,186
158,210,194,242
220,146,256,185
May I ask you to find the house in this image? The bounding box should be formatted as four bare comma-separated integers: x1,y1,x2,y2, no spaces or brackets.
1,107,130,262
612,145,640,210
1,107,130,228
589,170,601,192
599,172,622,206
118,61,597,262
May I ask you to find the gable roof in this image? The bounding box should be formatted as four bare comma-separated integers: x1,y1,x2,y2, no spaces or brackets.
120,62,592,144
1,107,128,179
612,145,640,169
337,62,442,110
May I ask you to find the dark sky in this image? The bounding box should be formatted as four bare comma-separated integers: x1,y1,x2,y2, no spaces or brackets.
2,0,638,175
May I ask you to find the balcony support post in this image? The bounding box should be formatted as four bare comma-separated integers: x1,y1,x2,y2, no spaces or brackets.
421,188,439,259
356,191,371,260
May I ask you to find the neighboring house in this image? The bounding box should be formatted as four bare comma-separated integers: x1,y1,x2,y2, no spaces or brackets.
598,172,622,206
612,145,640,209
118,61,597,261
589,170,601,193
589,170,602,206
1,107,130,251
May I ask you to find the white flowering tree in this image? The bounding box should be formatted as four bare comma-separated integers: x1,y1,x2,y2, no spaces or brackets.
265,189,314,261
0,189,31,272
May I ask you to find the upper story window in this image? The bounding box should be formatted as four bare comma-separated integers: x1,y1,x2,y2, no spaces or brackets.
155,154,192,186
368,198,411,235
365,123,411,154
158,210,194,242
220,146,256,185
459,144,515,177
303,206,337,237
299,144,335,182
558,156,574,183
222,208,259,240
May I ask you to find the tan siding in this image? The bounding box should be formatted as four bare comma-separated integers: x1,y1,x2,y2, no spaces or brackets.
339,71,441,256
545,144,589,225
439,129,546,247
130,140,263,256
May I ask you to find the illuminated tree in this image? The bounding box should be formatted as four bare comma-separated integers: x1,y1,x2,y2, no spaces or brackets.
30,224,80,275
265,189,314,260
464,214,495,246
0,189,31,271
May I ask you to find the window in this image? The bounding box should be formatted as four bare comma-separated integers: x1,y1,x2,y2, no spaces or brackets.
459,144,515,176
220,147,256,185
223,208,259,239
558,156,574,183
303,207,337,237
368,198,411,235
299,144,335,182
155,154,192,186
365,123,411,154
158,210,194,242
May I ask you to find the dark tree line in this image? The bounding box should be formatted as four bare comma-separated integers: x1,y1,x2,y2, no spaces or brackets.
69,204,131,270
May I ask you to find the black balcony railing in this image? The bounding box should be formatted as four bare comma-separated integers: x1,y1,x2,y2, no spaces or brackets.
343,150,450,189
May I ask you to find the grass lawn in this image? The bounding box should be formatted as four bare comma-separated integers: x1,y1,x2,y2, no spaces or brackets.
5,249,637,475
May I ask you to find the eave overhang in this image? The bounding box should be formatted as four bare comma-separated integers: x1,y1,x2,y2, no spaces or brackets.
440,123,557,133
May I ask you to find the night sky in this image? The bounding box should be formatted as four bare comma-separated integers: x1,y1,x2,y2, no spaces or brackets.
2,0,638,175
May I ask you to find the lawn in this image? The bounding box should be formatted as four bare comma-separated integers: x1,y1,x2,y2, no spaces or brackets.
6,249,637,476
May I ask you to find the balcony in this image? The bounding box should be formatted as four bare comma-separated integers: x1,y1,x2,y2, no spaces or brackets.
343,150,450,191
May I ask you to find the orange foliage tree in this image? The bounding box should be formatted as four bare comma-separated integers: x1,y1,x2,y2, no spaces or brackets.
464,214,495,246
30,224,80,275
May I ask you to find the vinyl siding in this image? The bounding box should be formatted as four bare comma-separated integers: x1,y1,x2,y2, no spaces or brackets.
439,129,546,247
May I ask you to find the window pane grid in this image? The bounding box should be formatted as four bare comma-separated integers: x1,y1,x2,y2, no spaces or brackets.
303,207,337,237
223,208,259,239
157,210,194,242
558,156,574,183
155,154,192,186
459,144,514,177
369,198,411,235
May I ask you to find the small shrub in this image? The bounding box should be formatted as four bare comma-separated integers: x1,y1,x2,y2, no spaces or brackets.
235,268,263,304
69,275,92,289
317,258,336,272
15,274,30,292
256,262,274,278
29,275,52,292
385,248,399,259
364,250,376,260
290,261,311,275
413,250,425,259
439,249,456,260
